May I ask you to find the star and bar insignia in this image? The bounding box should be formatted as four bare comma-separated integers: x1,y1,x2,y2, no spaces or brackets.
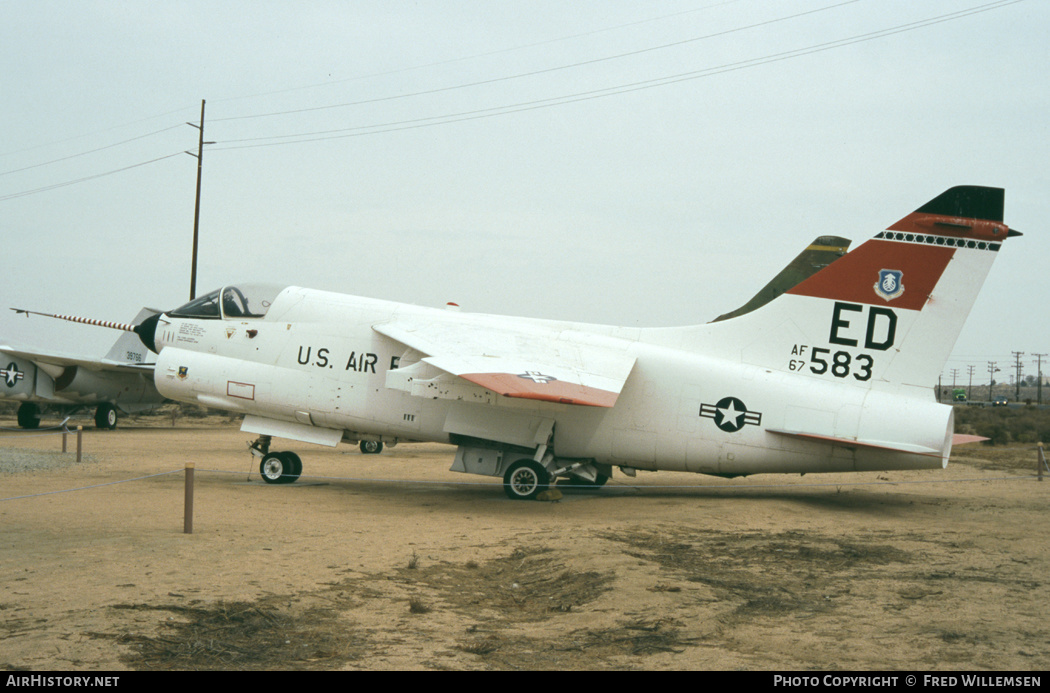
1,362,25,388
700,396,762,433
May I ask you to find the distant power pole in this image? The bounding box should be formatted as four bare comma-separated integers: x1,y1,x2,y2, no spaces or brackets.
1034,353,1047,405
1012,351,1025,401
987,361,998,401
185,99,215,301
967,364,976,401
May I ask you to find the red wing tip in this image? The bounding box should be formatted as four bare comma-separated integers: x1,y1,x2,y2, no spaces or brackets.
461,372,619,408
503,391,617,408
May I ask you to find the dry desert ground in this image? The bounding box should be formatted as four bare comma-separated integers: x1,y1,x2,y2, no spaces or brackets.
1,413,1048,671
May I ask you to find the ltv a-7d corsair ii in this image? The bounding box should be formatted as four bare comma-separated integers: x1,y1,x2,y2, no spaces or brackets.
1,309,164,429
22,186,1017,499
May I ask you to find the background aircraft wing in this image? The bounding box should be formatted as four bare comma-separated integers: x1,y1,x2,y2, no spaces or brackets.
1,307,158,374
374,320,636,408
0,344,155,374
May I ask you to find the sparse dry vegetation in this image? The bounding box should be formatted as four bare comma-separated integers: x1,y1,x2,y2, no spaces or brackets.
953,404,1050,445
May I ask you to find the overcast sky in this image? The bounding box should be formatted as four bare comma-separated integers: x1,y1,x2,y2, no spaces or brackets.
1,0,1046,386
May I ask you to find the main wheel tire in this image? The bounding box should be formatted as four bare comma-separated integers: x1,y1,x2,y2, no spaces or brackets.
502,459,550,501
17,403,40,430
360,440,383,454
260,452,292,485
281,451,302,483
95,403,118,430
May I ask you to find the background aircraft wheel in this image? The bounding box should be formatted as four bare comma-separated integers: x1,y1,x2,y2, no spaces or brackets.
502,459,550,501
280,451,302,483
17,403,40,430
260,452,293,485
95,403,118,430
360,440,383,454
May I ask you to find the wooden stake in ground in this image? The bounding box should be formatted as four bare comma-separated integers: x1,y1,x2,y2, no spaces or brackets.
184,463,195,534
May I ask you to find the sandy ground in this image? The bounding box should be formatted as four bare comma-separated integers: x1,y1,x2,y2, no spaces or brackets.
0,414,1048,671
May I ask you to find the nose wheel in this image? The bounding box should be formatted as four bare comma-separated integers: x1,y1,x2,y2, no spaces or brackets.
250,437,303,485
259,451,303,484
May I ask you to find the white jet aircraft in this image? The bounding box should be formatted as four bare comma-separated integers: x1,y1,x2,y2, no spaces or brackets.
20,186,1017,499
1,309,164,429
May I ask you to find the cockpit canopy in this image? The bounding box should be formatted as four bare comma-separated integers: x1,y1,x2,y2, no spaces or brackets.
168,284,285,320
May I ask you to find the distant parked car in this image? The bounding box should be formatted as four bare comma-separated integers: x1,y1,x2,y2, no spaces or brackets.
992,395,1009,406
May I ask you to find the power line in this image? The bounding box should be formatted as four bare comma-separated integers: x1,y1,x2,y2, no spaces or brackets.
214,0,861,123
0,152,183,203
213,0,1026,151
0,124,184,178
0,0,1026,199
212,0,748,105
0,105,198,160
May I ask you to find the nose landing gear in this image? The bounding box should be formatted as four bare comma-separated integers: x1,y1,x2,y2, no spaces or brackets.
250,435,303,484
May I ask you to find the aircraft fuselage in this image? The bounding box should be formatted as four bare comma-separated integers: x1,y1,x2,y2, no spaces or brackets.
153,287,951,478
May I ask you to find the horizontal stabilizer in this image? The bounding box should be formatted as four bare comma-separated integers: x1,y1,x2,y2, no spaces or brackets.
767,428,943,458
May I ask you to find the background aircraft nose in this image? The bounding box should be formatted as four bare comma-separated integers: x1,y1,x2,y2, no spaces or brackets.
133,313,162,353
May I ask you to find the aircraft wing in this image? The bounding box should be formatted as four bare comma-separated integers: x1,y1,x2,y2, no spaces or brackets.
374,320,636,408
0,345,155,374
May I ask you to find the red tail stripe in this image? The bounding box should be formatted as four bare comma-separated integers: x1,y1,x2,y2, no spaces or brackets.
786,239,953,311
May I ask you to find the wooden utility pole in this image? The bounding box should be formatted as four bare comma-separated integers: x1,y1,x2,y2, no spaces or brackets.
1012,351,1025,401
1034,353,1047,405
186,100,215,301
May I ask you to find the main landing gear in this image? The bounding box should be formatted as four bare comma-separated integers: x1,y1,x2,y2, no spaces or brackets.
359,440,383,454
499,460,610,500
95,403,118,430
17,403,40,430
502,459,551,501
15,402,120,430
250,435,302,485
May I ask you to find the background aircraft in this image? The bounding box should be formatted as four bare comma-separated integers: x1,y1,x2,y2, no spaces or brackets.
0,308,164,429
20,187,1015,499
712,236,850,322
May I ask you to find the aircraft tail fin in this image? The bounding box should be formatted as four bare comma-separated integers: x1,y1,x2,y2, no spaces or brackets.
102,308,161,364
690,186,1017,391
711,235,850,322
